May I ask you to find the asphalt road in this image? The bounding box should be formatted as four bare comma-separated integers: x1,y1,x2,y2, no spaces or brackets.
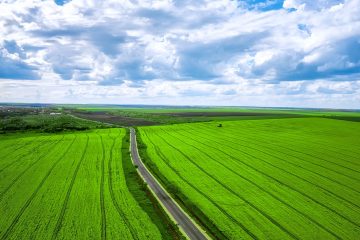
129,128,209,240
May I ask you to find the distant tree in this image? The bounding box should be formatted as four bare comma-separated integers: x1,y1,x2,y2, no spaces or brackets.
0,117,28,131
218,123,222,127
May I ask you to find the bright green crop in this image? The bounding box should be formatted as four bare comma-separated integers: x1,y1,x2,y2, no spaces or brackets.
139,118,360,239
0,129,163,239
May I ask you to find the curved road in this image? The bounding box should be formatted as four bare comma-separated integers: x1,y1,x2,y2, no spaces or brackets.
129,128,209,240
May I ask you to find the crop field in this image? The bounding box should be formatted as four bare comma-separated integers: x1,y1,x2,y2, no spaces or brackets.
0,128,165,239
138,118,360,239
73,105,360,126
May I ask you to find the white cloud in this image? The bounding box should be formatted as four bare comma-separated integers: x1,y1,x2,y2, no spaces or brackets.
283,0,345,11
0,0,359,108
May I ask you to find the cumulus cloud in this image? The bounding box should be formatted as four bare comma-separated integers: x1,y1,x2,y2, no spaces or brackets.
0,0,359,108
0,39,40,79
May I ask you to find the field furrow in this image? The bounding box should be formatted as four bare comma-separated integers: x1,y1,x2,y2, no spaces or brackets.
174,126,359,226
159,127,344,239
142,131,257,239
209,120,360,165
51,135,89,239
1,135,76,240
99,134,107,240
191,123,360,178
0,136,63,200
1,128,167,239
139,118,360,239
0,135,54,173
107,133,139,240
156,131,300,239
178,126,360,194
178,126,360,208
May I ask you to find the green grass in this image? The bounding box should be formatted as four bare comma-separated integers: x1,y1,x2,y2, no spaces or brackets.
0,128,174,239
138,118,360,239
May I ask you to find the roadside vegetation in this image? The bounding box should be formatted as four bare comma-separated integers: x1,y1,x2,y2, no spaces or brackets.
138,118,360,239
0,128,179,239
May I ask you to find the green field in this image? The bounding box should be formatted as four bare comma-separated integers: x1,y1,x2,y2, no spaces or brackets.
72,106,360,126
2,104,360,239
0,128,174,239
138,118,360,239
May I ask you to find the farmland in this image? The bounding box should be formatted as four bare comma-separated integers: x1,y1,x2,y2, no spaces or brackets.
138,118,360,239
1,103,360,240
0,128,176,239
71,105,360,126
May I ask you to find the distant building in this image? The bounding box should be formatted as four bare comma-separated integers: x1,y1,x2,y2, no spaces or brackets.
50,112,61,115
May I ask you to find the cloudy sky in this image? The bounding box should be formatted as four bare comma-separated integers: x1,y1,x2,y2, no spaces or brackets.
0,0,359,108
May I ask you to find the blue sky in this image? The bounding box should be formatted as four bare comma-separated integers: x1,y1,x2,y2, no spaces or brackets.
0,0,359,108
